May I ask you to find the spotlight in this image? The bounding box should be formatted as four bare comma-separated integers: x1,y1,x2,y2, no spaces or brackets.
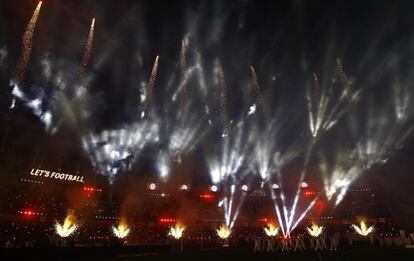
210,185,218,192
272,183,279,189
300,182,308,188
148,183,157,190
241,185,248,192
179,184,188,191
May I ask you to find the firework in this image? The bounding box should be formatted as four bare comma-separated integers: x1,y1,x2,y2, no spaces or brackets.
147,56,160,94
264,222,279,237
217,224,231,239
143,56,160,116
306,59,360,139
277,58,360,237
207,121,253,229
180,39,187,81
249,66,266,114
55,211,78,238
15,1,42,84
306,223,324,238
169,223,185,239
352,220,374,236
81,18,96,67
112,218,130,239
218,64,227,129
155,42,209,180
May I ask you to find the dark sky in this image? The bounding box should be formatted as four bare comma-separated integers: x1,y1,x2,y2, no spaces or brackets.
1,0,414,226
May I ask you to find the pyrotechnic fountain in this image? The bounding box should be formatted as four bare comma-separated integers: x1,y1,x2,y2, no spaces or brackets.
112,218,130,239
217,224,231,239
168,223,185,252
306,223,324,238
7,1,414,241
352,220,374,236
55,211,78,238
169,223,185,239
264,222,279,237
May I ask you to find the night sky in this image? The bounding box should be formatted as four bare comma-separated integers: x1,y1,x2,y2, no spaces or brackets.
1,0,414,228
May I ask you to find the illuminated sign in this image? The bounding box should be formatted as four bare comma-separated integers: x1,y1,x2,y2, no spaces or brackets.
30,168,84,183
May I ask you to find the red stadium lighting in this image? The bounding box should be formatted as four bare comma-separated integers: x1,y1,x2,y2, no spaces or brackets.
159,217,176,224
303,188,317,197
22,210,35,216
259,217,269,223
200,193,215,200
83,186,103,193
314,199,326,215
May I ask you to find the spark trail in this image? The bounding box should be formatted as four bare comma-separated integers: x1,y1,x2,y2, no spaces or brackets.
278,59,360,236
15,1,42,84
217,64,231,138
249,66,266,115
306,59,360,139
81,18,96,67
143,56,160,117
180,39,187,82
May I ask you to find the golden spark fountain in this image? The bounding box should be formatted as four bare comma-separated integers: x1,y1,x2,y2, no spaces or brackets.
112,218,131,239
217,224,231,239
55,211,78,238
264,222,279,237
169,223,185,239
306,223,324,238
352,220,374,236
